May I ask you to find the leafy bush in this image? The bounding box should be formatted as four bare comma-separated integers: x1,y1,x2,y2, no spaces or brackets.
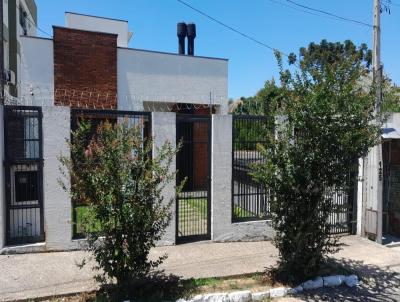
253,41,381,284
59,120,178,300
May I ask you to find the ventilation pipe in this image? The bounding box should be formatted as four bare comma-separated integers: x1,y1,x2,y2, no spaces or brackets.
177,22,187,55
186,23,196,56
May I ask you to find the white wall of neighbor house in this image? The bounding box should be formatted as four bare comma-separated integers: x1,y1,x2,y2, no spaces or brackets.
211,115,274,241
0,105,5,249
19,36,54,106
117,48,229,114
42,106,79,250
152,112,177,245
65,12,131,48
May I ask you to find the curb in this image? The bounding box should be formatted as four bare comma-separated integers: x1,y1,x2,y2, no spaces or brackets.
174,274,359,302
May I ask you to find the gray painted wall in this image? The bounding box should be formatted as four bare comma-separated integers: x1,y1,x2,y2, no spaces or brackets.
211,115,274,242
152,112,177,245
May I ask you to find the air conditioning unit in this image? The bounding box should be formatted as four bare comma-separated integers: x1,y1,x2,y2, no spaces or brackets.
4,70,16,85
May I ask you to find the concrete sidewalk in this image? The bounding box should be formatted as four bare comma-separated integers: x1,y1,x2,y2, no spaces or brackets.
1,236,399,301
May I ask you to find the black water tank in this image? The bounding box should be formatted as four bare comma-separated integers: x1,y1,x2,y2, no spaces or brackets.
187,23,196,56
177,22,187,55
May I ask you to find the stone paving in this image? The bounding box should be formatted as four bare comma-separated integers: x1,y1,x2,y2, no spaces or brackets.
0,236,399,301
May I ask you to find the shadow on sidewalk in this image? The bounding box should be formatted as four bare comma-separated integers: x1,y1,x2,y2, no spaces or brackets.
296,258,400,302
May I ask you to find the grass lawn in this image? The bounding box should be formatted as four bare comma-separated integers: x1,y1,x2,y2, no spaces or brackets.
73,205,100,237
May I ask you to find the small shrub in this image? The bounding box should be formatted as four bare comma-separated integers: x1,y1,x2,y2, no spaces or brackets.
59,120,179,300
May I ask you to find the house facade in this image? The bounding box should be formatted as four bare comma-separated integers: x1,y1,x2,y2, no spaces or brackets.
0,12,275,252
2,10,393,253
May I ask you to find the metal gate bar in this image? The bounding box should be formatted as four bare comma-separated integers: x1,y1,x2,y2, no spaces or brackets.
4,106,44,245
176,114,211,243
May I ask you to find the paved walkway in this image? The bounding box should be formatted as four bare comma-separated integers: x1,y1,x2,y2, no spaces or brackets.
1,236,400,301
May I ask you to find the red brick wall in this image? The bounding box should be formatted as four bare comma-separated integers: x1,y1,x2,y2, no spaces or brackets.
53,27,118,109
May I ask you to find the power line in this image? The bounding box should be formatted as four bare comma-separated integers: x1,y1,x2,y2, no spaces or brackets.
268,0,349,23
176,0,296,63
284,0,373,28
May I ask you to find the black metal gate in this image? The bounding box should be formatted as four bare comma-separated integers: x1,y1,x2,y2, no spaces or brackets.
176,114,211,243
232,115,270,222
4,106,44,245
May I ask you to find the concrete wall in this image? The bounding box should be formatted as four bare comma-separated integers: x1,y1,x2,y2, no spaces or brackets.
0,105,5,249
42,106,77,250
65,12,131,48
20,36,54,105
152,112,177,245
211,115,274,242
117,48,229,114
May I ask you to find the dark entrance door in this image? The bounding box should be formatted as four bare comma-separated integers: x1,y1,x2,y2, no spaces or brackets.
4,106,44,245
176,114,211,243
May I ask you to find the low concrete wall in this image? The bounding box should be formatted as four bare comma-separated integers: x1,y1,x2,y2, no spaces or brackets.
211,115,274,242
42,106,78,250
152,112,177,246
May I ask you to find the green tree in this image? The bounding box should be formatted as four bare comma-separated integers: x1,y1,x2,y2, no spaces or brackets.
253,40,381,284
59,120,178,300
233,79,282,117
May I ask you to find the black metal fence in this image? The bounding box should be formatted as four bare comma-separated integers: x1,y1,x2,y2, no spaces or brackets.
232,115,271,222
70,109,151,238
231,114,356,234
4,106,44,245
176,114,211,243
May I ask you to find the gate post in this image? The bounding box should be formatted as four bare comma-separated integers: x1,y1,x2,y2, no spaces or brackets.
43,106,74,250
211,115,233,239
152,112,176,245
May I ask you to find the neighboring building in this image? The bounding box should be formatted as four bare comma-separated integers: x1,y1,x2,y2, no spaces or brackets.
3,0,37,98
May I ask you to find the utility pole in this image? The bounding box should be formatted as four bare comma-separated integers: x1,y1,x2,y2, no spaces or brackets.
365,0,383,243
373,0,382,113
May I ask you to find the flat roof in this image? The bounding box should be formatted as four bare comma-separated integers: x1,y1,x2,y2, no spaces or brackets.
52,25,118,37
118,47,228,62
20,35,229,62
65,11,128,23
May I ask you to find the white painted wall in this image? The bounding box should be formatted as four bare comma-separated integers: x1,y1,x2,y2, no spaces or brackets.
117,48,229,114
152,112,176,245
19,36,54,106
0,105,5,249
211,115,274,241
42,106,78,250
66,12,131,47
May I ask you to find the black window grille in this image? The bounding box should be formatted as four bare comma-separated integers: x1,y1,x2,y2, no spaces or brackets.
4,106,44,245
70,109,152,239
